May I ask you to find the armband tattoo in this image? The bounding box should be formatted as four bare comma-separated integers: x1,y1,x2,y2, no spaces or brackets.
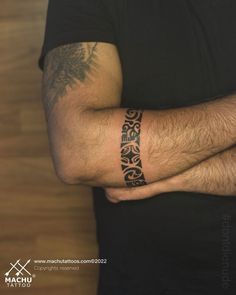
120,109,147,187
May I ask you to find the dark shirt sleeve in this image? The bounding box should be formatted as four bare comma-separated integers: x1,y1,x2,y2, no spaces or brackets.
38,0,115,70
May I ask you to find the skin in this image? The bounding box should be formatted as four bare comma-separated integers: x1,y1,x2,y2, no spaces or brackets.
105,145,236,203
42,42,236,199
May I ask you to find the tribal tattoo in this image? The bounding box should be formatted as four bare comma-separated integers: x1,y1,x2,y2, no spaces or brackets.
121,109,147,187
43,42,98,118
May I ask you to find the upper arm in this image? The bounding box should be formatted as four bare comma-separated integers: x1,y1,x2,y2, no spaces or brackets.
42,42,123,120
41,42,123,182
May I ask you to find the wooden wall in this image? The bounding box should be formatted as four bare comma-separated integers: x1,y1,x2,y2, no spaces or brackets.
0,1,98,294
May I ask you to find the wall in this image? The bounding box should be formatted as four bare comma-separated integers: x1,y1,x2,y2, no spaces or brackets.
0,1,98,294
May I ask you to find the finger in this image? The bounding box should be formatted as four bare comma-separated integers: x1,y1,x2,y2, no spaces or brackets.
105,191,120,203
106,186,149,201
106,182,164,201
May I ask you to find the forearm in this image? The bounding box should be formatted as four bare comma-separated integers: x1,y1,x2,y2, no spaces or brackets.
169,145,236,196
43,42,236,188
53,94,236,187
105,145,236,202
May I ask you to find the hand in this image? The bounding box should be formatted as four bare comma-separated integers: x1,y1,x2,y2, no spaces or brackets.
105,177,180,203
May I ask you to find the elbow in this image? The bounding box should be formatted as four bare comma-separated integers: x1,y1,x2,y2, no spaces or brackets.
47,109,100,185
54,163,80,185
52,149,83,184
53,156,81,185
52,150,93,186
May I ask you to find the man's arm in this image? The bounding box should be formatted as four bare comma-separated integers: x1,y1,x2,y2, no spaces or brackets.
105,145,236,202
42,42,236,187
170,145,236,196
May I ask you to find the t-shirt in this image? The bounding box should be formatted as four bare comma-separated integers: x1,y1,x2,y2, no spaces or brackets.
39,1,236,294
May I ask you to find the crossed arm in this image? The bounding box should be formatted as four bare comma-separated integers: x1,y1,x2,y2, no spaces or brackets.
42,42,236,200
105,144,236,202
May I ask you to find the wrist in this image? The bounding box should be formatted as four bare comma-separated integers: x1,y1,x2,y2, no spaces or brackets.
166,174,186,192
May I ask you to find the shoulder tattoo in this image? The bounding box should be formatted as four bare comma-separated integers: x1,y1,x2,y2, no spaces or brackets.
42,42,98,118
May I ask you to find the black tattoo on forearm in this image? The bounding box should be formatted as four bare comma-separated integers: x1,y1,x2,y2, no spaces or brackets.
43,42,98,118
120,109,147,187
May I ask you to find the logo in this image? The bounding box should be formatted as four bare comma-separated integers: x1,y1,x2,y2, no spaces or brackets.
221,215,232,289
4,259,34,288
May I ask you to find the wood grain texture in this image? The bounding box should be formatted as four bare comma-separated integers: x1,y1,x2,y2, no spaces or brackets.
0,1,99,294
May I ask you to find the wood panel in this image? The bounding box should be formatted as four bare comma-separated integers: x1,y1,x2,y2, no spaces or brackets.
0,1,99,294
